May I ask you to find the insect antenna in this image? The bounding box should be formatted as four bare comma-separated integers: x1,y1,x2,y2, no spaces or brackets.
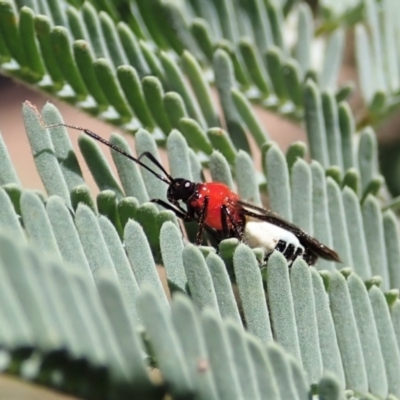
45,123,171,184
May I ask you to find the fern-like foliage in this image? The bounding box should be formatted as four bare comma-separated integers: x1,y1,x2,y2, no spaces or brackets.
0,0,400,399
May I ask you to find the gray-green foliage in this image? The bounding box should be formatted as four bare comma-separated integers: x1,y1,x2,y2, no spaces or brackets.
0,0,400,399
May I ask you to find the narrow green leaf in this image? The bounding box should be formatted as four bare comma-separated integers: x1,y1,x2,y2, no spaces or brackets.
322,92,343,169
74,203,117,278
288,356,309,399
0,236,62,351
50,26,88,99
34,15,64,88
142,76,171,135
109,132,148,203
266,251,301,359
290,259,322,384
235,150,262,205
78,134,124,198
338,102,356,171
231,88,269,148
99,11,127,68
326,178,352,267
358,127,377,193
355,24,374,102
311,269,345,387
71,273,129,382
362,195,389,289
266,343,299,400
67,6,87,41
124,220,169,311
188,147,203,182
135,202,162,259
162,1,203,59
163,91,188,129
265,2,286,52
291,158,312,233
213,49,250,153
137,287,193,397
46,196,92,281
70,184,96,212
0,0,25,66
160,51,206,128
0,187,24,241
135,129,168,203
160,221,187,293
167,129,192,181
19,6,45,80
46,0,67,26
265,144,291,220
183,244,219,312
234,244,272,343
42,103,85,190
304,79,329,167
139,40,166,84
81,1,107,58
0,254,33,348
311,161,334,270
3,183,22,216
320,29,344,91
202,309,243,400
98,216,139,323
190,18,214,62
282,59,303,110
216,39,251,89
226,320,260,400
117,22,149,77
206,252,241,324
369,286,400,397
265,47,288,102
178,118,213,155
0,131,20,185
342,168,360,196
23,102,71,205
347,273,388,398
117,196,138,228
207,127,237,165
209,150,234,188
318,373,343,400
97,190,122,237
361,176,383,203
73,40,109,108
247,336,280,400
383,210,400,289
93,58,132,122
328,270,368,393
182,50,219,127
50,267,106,365
286,141,307,171
295,4,312,74
20,190,61,258
171,294,219,400
212,0,237,43
392,300,400,355
342,187,371,278
239,38,270,96
116,65,154,130
95,270,154,395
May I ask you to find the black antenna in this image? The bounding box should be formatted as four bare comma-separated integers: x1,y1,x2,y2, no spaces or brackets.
45,123,171,184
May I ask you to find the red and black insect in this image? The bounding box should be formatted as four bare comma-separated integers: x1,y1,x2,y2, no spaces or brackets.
47,123,340,265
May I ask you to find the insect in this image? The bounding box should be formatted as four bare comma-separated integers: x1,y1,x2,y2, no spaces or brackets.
46,123,340,265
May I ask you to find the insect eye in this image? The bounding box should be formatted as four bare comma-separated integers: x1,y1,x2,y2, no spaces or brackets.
185,181,191,188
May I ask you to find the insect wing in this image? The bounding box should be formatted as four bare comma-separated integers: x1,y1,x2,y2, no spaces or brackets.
237,200,340,262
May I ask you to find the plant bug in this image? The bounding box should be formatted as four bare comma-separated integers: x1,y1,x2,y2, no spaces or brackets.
46,123,340,265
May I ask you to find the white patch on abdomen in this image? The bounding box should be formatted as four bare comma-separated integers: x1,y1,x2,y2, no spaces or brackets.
244,221,304,254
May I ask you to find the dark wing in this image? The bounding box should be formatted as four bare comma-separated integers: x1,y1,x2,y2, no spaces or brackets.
237,200,341,262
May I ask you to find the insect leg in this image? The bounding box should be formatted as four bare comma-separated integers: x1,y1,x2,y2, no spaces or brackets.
150,199,193,221
220,205,244,240
195,196,209,245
